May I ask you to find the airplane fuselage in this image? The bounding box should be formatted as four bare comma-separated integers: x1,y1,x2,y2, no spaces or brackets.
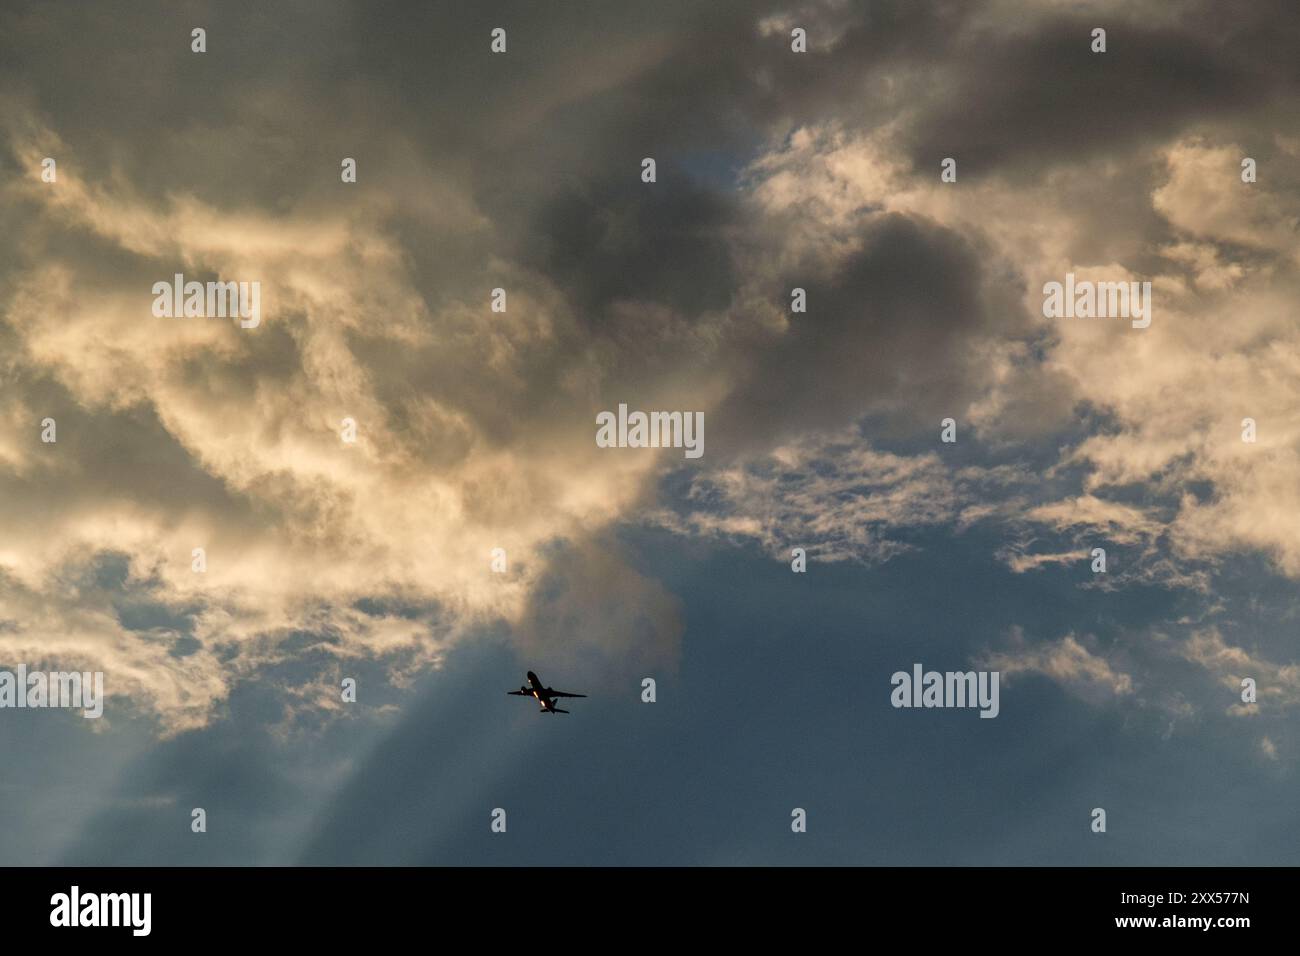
509,670,583,714
526,671,556,711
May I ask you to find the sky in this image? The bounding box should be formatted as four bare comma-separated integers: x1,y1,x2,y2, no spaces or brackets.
0,0,1297,865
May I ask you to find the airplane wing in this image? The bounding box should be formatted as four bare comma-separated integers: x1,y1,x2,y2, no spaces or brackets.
507,691,530,696
548,690,586,698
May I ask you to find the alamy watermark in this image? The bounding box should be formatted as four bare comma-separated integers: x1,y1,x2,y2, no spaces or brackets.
596,403,704,459
0,666,104,718
50,886,150,936
1042,272,1151,329
890,663,1000,718
152,273,260,328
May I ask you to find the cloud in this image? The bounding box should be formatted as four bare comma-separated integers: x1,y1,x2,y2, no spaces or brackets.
982,628,1136,703
1,0,1299,744
0,101,678,731
648,429,963,564
1175,629,1300,715
1154,139,1300,255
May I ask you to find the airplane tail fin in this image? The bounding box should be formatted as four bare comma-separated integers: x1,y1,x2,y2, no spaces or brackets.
553,707,570,714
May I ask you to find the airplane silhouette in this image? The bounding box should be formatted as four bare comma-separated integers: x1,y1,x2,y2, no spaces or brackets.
508,670,586,714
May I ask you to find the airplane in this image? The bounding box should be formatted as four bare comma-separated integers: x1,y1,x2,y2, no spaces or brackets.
508,670,586,714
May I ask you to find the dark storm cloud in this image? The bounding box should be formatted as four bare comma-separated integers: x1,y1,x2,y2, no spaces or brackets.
710,212,1038,456
514,535,684,685
7,0,1291,233
523,171,743,326
904,4,1293,179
